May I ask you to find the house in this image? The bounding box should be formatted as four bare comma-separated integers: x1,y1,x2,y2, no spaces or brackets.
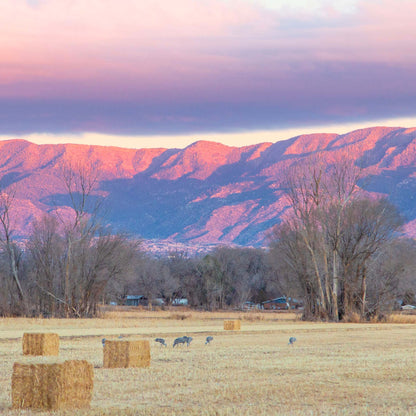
262,297,289,310
172,298,188,306
287,297,303,309
262,296,303,310
242,301,262,310
124,295,148,306
154,298,165,306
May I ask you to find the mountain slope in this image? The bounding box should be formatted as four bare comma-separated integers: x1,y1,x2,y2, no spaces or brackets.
1,126,416,246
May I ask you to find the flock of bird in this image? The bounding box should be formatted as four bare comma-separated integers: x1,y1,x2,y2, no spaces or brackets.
156,335,207,347
102,335,297,347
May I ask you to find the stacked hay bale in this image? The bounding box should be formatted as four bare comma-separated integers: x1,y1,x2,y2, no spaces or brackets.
103,339,150,368
12,359,94,410
224,320,241,330
22,333,59,356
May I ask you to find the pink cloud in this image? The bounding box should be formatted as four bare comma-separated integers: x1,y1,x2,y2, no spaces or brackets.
305,0,416,64
1,0,416,131
0,0,272,92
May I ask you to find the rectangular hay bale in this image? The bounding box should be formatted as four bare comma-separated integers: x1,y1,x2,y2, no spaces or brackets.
224,320,241,330
103,339,150,368
12,359,94,410
22,333,59,356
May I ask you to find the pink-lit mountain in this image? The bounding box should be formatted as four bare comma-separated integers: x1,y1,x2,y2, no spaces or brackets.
1,126,416,246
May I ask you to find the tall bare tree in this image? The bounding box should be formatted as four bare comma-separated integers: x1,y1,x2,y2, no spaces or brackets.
57,162,101,316
283,155,361,319
26,161,137,317
271,154,404,321
26,215,64,316
0,186,27,314
337,198,403,318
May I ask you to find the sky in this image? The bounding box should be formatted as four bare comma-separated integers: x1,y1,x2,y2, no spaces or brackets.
1,0,416,149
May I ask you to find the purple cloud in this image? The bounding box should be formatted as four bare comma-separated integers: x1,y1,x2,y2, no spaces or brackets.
0,0,415,137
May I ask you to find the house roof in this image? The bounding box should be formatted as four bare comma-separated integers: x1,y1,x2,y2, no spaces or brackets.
262,297,287,304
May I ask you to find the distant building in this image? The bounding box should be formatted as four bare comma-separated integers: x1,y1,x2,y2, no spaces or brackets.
262,297,303,310
287,297,303,309
172,298,188,306
125,295,148,306
242,301,262,310
262,297,289,310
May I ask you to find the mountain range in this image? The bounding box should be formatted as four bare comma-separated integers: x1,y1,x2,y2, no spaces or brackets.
1,126,416,249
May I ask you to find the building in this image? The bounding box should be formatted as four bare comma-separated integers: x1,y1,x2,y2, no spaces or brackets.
172,298,188,306
262,297,289,310
124,295,148,307
262,297,303,310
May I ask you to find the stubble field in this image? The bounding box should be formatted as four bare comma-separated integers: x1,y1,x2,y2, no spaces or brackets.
1,309,416,415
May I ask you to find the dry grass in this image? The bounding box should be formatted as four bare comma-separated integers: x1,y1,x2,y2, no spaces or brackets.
386,312,416,324
168,312,193,320
1,309,416,415
239,312,266,321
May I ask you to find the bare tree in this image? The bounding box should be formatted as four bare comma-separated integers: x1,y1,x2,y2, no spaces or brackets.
283,155,361,319
165,252,200,306
196,254,232,310
77,232,137,316
26,215,65,317
187,247,273,310
337,198,404,318
25,162,137,317
0,186,27,314
271,154,404,321
57,162,101,316
162,251,191,303
269,223,318,319
131,254,160,309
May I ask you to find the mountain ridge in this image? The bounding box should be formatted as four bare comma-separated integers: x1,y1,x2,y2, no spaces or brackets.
1,126,416,246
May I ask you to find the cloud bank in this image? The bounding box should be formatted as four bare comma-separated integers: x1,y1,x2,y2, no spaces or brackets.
1,0,415,141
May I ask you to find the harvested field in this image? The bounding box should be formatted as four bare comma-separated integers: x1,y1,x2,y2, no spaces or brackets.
1,309,416,415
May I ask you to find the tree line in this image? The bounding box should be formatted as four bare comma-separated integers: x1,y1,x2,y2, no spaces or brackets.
269,155,416,321
0,157,416,320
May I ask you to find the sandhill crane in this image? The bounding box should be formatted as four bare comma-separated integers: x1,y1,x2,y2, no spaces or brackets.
205,336,213,345
288,337,296,345
184,336,193,346
173,336,186,347
173,336,193,347
155,338,167,347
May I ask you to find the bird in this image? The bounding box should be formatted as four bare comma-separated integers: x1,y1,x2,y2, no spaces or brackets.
101,338,106,347
173,336,187,347
173,336,192,347
184,336,193,346
288,337,296,345
205,336,213,345
155,338,167,347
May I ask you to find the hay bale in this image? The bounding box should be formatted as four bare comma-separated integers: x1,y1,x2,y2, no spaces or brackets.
12,359,93,410
22,333,59,356
103,339,150,368
224,320,241,330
